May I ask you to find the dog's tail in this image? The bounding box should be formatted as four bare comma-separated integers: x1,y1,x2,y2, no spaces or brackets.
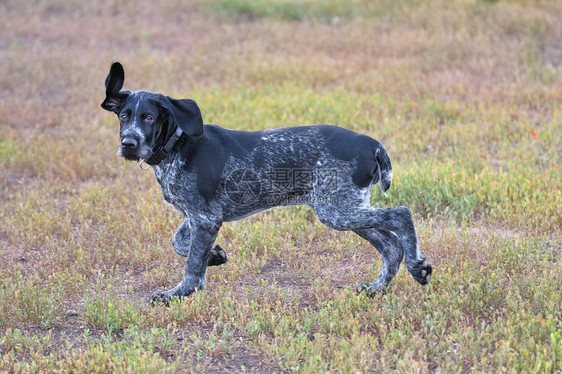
373,140,392,193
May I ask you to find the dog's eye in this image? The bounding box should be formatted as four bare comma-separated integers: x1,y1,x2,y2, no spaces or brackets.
144,115,154,122
119,113,129,121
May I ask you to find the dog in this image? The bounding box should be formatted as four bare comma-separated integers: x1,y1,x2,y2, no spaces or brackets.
101,62,432,304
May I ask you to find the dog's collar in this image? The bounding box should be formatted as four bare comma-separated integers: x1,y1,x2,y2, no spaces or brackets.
142,127,187,167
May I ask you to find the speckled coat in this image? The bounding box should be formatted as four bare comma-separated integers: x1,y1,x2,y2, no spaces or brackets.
101,62,432,304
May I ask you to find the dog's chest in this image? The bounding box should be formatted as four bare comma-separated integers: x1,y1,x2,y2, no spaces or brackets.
153,159,191,209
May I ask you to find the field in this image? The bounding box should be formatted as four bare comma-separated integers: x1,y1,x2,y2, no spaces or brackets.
1,0,561,372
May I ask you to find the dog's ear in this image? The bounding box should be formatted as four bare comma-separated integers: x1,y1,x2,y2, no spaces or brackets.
157,96,204,137
101,62,130,113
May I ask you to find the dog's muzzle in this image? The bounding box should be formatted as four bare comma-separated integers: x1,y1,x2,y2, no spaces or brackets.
121,137,138,149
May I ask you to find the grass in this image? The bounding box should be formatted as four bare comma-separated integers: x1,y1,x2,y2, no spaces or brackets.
1,0,561,372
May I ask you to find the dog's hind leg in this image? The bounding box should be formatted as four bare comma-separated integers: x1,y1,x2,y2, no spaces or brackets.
353,228,403,296
314,205,432,287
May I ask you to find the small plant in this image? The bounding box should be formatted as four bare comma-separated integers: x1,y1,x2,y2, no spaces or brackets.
84,294,146,334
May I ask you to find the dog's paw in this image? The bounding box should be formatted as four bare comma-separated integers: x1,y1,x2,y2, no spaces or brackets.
356,283,387,297
150,292,173,307
208,245,228,267
150,286,197,306
409,258,433,285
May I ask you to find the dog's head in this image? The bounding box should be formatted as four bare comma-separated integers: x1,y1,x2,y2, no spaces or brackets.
101,62,204,162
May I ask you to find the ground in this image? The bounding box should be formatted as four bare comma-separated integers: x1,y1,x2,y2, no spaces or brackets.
0,0,561,372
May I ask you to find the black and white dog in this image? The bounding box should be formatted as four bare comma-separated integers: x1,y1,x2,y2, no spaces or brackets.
101,62,432,304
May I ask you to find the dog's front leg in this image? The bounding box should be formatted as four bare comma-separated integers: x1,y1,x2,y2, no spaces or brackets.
151,218,222,305
173,217,228,264
172,218,191,257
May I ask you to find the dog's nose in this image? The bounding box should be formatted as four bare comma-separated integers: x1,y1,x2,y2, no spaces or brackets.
121,137,138,149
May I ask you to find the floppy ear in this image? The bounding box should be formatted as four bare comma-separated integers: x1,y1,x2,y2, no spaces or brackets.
101,62,130,113
159,96,204,137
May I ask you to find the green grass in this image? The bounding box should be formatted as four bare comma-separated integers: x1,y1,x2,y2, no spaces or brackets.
0,0,561,372
207,0,379,22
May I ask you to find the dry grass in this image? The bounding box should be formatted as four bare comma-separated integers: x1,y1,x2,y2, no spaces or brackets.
1,0,561,372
